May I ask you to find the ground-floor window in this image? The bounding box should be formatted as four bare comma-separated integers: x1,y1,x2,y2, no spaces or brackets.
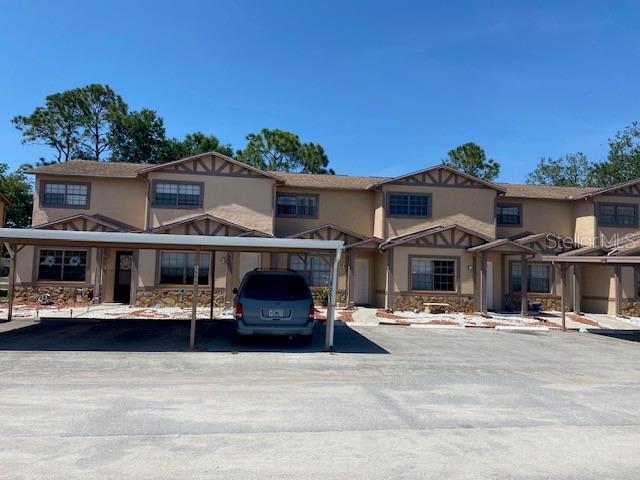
38,249,88,282
159,252,210,285
410,257,456,291
511,262,551,293
289,254,330,286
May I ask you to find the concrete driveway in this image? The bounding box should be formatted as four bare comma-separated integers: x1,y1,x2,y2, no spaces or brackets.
0,320,640,479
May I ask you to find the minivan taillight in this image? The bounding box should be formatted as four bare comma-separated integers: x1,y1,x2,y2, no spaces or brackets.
235,303,243,318
309,303,315,319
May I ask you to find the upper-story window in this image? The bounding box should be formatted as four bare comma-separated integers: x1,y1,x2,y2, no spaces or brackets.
42,182,89,208
388,193,431,218
152,181,203,208
597,203,638,227
276,193,318,218
496,203,522,226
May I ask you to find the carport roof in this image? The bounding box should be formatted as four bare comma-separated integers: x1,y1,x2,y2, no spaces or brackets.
0,228,343,253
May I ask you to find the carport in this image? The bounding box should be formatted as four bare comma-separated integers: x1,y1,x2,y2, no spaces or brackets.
0,228,344,350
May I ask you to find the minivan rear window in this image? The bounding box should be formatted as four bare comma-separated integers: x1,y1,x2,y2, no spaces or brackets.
243,274,311,301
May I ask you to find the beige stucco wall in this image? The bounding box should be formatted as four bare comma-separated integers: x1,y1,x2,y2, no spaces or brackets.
497,198,575,239
573,199,596,245
379,185,497,239
274,187,376,238
147,172,275,234
32,175,147,229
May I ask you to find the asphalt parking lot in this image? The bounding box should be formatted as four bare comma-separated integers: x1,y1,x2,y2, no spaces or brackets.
1,320,640,479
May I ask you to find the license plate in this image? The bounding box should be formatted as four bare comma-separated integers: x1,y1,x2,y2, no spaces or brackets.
268,309,284,317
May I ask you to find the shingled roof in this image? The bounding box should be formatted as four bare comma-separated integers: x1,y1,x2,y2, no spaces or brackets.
497,183,597,200
29,160,602,200
276,172,385,190
30,160,142,178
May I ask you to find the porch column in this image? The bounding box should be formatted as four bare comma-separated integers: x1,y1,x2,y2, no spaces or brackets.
209,250,216,320
520,255,528,318
189,249,201,349
325,248,342,351
129,249,139,307
4,243,17,322
572,264,581,314
384,249,394,310
472,254,479,311
224,252,233,307
94,248,103,304
614,265,622,317
560,264,568,331
480,252,487,316
346,250,355,307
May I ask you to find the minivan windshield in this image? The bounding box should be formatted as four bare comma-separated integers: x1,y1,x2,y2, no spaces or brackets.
243,274,311,301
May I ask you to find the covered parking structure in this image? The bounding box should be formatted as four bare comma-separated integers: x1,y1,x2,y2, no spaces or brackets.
0,228,344,350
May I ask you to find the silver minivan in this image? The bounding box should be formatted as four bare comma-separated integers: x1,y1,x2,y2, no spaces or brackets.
234,269,316,342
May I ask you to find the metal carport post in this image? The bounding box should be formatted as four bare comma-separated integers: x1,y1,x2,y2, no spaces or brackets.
0,229,344,351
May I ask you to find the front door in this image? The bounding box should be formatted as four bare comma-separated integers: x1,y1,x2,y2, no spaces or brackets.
113,251,133,303
485,261,494,310
353,257,370,305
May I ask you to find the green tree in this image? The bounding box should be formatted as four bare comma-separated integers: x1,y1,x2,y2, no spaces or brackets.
76,84,127,160
526,153,591,186
109,109,167,163
0,163,33,227
12,84,127,162
587,122,640,187
443,142,500,181
236,128,334,173
154,132,233,164
12,90,84,163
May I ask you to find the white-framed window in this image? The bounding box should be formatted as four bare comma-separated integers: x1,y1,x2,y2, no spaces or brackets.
289,254,330,286
38,249,87,282
42,182,89,207
276,194,317,217
153,182,202,207
511,262,551,293
159,252,210,285
410,257,456,291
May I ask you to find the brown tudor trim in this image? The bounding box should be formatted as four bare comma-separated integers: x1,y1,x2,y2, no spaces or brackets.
39,180,91,209
150,179,205,209
407,254,460,294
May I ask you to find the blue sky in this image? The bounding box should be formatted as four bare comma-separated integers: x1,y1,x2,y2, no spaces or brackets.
1,0,639,182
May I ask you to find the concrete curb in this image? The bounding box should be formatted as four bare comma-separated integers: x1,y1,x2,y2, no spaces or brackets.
495,325,550,332
409,324,465,329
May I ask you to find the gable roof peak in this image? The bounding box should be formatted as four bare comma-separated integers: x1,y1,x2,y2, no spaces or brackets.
370,164,506,192
137,151,284,182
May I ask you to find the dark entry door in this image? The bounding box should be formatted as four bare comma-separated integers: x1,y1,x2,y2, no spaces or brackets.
114,251,133,303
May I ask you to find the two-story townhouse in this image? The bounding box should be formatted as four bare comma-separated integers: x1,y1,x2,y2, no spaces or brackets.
12,151,640,317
